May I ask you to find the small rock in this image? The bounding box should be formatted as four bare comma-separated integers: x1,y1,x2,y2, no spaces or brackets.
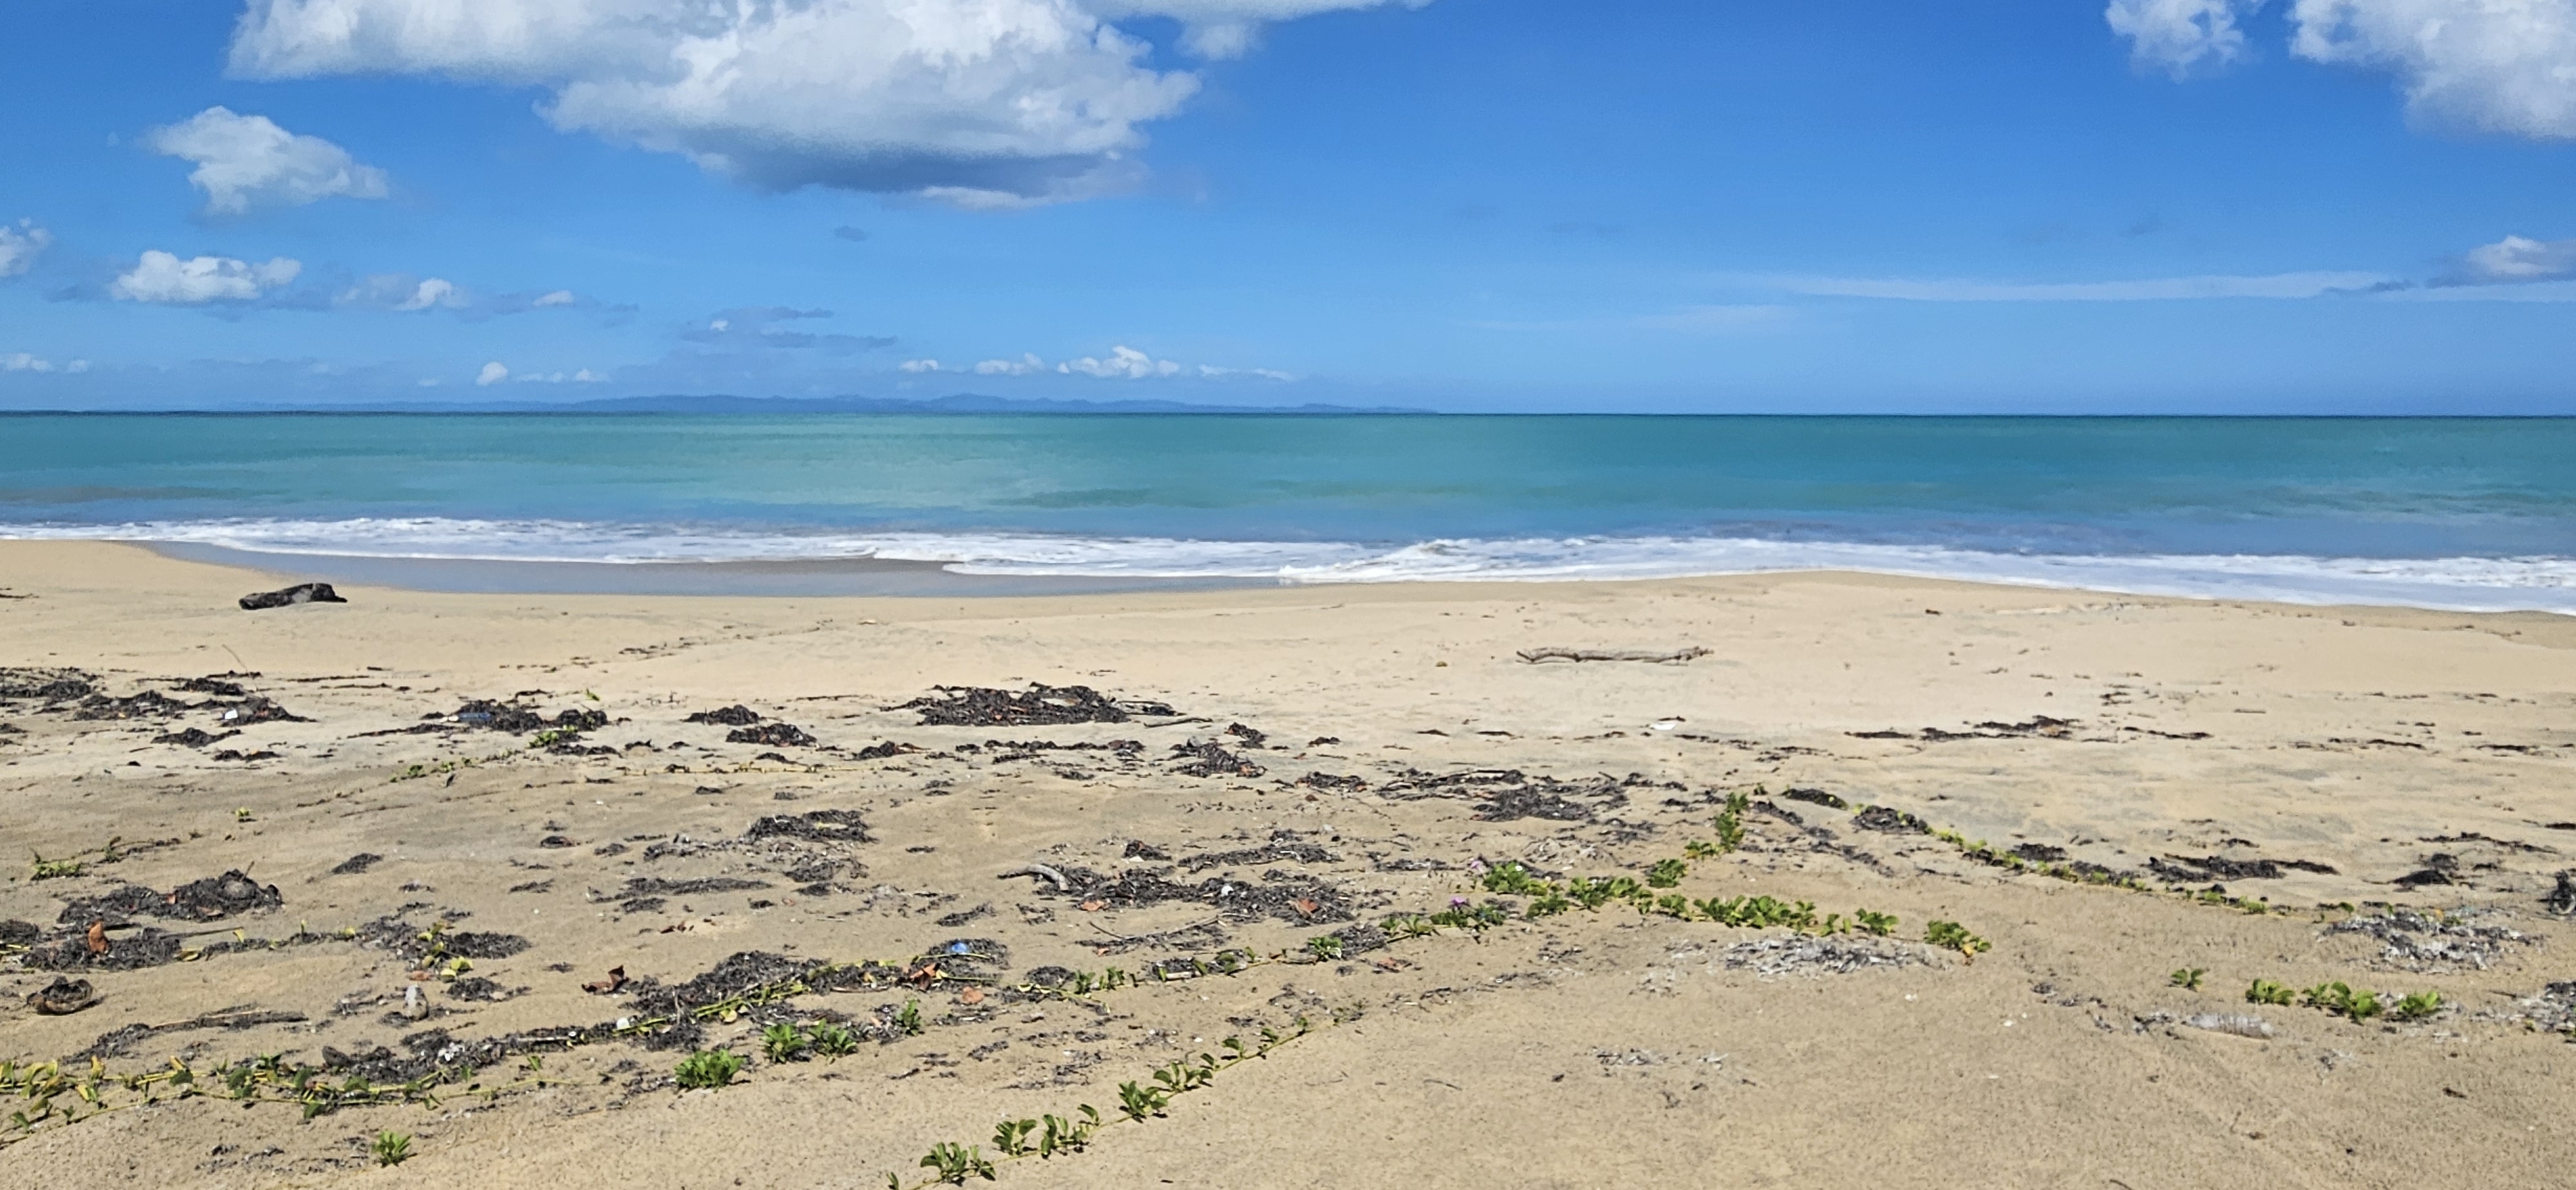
238,583,346,611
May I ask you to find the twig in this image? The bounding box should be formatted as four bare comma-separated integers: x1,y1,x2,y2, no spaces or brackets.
1516,646,1710,664
999,864,1072,892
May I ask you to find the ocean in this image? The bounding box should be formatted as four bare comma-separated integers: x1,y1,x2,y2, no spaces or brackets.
3,413,2573,611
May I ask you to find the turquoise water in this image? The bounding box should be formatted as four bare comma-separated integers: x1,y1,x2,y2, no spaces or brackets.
3,413,2573,610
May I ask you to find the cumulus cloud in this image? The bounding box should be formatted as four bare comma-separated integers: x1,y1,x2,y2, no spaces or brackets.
109,250,303,304
974,353,1048,375
2108,1,2576,140
477,361,510,385
146,106,391,214
2439,232,2576,284
1777,270,2388,301
1059,344,1180,377
900,358,942,372
2106,0,2257,76
0,220,51,278
227,0,1428,205
2289,0,2576,138
533,289,578,307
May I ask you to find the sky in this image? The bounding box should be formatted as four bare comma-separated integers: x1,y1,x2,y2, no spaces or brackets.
4,0,2576,413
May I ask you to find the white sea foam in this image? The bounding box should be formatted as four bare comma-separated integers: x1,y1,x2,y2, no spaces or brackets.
5,518,2573,613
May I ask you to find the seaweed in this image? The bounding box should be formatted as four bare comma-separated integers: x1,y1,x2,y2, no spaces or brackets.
728,722,817,748
1782,787,1848,811
57,870,281,925
743,809,872,843
898,685,1175,727
1851,806,1929,834
1169,741,1264,779
685,705,763,726
0,667,94,702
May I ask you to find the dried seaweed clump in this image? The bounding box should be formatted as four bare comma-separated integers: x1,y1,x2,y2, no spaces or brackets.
2325,909,2532,972
0,667,94,701
898,684,1175,727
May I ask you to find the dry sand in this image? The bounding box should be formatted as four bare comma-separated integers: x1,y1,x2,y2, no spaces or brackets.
1,540,2571,1189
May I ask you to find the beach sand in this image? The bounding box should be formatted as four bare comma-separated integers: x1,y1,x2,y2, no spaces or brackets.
1,540,2571,1189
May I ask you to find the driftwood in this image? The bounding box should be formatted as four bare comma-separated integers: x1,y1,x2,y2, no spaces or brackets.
238,583,345,611
1516,646,1709,665
999,864,1073,891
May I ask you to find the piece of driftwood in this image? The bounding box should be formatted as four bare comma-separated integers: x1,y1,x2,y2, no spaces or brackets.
238,583,345,610
1516,646,1710,664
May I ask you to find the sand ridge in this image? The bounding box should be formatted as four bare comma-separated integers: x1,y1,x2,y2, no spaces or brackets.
1,542,2572,1189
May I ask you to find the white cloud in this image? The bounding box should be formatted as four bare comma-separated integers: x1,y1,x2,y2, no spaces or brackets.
227,0,1428,204
974,353,1050,375
5,353,53,372
1059,344,1180,377
109,250,303,304
477,361,510,385
2291,0,2576,137
2441,232,2576,283
0,220,52,277
1777,270,2388,301
900,358,943,372
1195,363,1295,379
146,106,391,215
2106,0,2257,77
533,289,578,307
395,278,460,310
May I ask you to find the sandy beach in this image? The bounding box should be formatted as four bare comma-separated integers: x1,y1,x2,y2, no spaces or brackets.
2,539,2572,1189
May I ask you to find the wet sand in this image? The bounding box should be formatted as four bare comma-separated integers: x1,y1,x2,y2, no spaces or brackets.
1,540,2572,1189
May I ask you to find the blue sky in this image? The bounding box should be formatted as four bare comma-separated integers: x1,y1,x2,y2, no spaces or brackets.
5,0,2576,413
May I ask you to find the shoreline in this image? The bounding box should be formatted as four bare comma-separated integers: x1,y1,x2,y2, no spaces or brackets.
17,535,2553,614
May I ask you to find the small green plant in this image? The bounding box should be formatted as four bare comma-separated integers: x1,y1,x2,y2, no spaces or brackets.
1525,888,1573,917
810,1021,860,1057
762,1022,811,1063
918,1141,996,1184
897,999,925,1036
1852,909,1899,936
1713,791,1749,852
992,1118,1038,1157
370,1130,412,1167
674,1048,746,1090
2300,981,2384,1021
2246,979,2293,1006
1038,1106,1102,1156
2170,967,2206,991
1924,920,1989,960
1683,840,1719,860
1645,858,1688,889
29,851,84,880
2389,990,2443,1022
1117,1080,1170,1121
232,808,253,823
1481,861,1549,896
1305,934,1345,961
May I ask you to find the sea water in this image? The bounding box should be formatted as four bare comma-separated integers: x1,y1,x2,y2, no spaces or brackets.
2,413,2573,612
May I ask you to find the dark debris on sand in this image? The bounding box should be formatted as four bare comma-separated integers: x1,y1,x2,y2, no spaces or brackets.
1852,806,1930,833
1014,864,1353,924
1179,835,1339,873
743,809,872,844
1170,741,1264,779
57,869,281,925
2325,908,2532,972
0,667,95,702
450,699,607,734
352,916,533,963
727,721,817,748
685,704,764,726
898,683,1177,728
71,691,196,721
